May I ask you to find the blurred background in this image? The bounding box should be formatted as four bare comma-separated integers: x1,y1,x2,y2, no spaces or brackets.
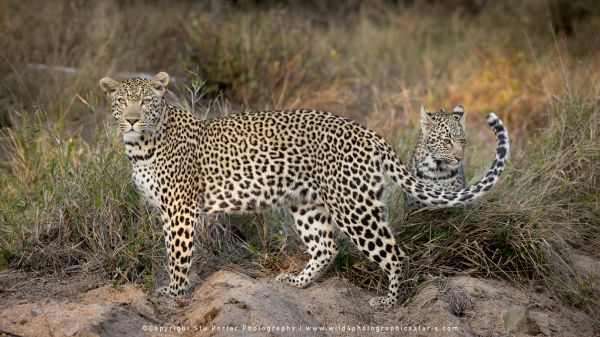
0,0,598,317
2,0,599,128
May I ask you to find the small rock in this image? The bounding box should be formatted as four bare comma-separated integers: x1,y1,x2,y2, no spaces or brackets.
540,325,553,337
72,329,101,337
503,305,540,335
226,297,240,304
174,298,187,307
31,307,42,316
444,288,474,316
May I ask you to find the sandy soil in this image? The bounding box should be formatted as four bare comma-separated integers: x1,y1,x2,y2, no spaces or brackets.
0,264,596,337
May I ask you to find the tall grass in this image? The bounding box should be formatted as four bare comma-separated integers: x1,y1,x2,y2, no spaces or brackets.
0,0,598,318
400,78,599,314
0,108,161,280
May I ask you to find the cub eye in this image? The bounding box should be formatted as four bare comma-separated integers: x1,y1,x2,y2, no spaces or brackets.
116,98,126,105
142,98,152,105
443,138,452,144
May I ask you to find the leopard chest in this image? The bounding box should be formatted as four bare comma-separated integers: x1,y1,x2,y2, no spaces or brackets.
413,155,464,190
132,163,161,208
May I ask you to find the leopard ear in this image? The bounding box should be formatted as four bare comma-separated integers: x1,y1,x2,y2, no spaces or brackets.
452,105,465,118
452,105,465,125
420,106,432,131
151,72,169,95
99,77,119,97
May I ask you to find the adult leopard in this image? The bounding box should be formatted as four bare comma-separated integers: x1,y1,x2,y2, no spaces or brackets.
99,72,509,309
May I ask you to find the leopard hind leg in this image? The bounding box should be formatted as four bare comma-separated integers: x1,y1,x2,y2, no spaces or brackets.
276,203,337,288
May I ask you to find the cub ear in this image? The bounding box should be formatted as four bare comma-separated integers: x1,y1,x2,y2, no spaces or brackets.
420,106,432,131
99,77,119,97
452,105,465,126
452,105,465,118
151,72,169,95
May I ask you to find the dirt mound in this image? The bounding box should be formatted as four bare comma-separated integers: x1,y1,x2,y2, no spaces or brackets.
0,269,595,337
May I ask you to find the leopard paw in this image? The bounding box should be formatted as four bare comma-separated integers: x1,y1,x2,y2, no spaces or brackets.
369,295,395,310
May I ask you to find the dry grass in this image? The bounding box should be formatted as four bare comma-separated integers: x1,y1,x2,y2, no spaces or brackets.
0,0,598,319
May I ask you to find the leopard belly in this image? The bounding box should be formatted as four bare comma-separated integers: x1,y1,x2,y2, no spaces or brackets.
199,178,318,214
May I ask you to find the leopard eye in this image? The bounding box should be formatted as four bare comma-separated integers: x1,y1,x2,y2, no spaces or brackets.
142,98,152,105
116,98,126,105
443,138,451,144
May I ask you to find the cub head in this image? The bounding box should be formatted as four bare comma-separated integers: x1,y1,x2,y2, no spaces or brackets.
419,105,467,167
99,72,169,141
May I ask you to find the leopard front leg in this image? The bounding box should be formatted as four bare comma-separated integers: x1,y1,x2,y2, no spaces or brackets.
156,204,196,297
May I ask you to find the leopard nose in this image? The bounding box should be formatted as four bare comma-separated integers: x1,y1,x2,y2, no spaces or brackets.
454,148,464,161
125,118,139,126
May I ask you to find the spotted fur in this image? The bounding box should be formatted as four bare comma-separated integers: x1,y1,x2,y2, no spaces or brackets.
99,72,510,309
405,105,468,210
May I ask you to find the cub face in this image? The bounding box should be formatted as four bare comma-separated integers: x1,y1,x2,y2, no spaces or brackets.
99,72,169,142
419,106,467,167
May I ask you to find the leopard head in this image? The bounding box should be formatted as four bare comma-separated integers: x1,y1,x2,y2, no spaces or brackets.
99,72,169,142
419,105,467,167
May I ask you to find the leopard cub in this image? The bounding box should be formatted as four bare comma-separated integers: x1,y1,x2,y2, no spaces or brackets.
405,106,467,210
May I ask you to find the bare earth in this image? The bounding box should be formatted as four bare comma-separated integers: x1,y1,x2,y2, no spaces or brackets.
1,257,597,337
